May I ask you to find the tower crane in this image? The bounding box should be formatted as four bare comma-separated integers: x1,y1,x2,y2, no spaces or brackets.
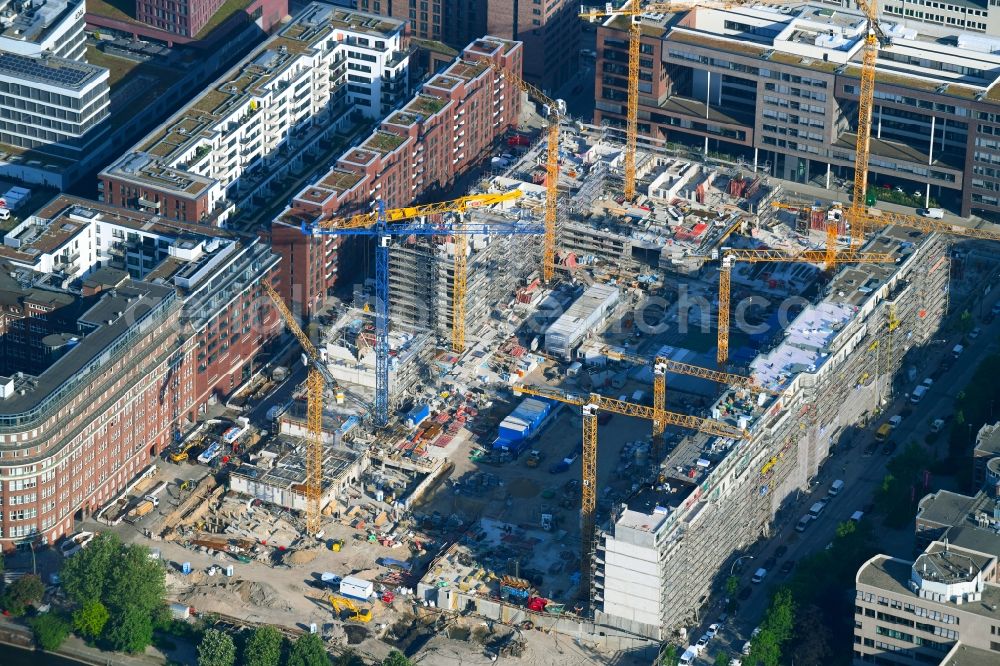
599,345,776,459
580,1,800,202
263,279,337,536
512,383,748,602
716,248,897,367
304,190,542,426
480,59,561,283
847,0,893,249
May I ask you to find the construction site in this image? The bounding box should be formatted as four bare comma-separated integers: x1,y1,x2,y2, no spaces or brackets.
65,2,1000,664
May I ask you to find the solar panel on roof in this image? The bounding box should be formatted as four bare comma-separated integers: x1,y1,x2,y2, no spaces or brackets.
0,53,92,87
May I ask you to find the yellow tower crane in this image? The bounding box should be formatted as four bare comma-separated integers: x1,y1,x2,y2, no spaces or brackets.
848,0,893,249
512,383,749,603
580,1,799,201
716,249,897,367
480,59,561,283
599,345,775,460
310,190,526,356
262,279,333,536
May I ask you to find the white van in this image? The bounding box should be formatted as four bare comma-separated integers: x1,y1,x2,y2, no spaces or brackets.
751,567,767,583
809,501,826,518
829,479,844,496
680,646,698,665
851,511,864,523
930,418,946,433
0,208,10,221
919,208,945,219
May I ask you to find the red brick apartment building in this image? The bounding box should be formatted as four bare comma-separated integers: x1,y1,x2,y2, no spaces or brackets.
355,0,577,90
269,35,523,316
0,197,280,551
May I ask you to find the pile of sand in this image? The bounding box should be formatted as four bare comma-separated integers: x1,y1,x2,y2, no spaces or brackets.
286,548,319,565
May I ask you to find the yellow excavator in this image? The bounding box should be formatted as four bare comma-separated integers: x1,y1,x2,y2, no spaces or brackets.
328,595,372,623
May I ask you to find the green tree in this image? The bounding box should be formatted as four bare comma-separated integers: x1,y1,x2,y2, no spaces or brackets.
104,544,166,618
61,532,122,605
382,651,411,666
198,629,236,666
725,575,739,596
106,605,154,654
713,651,730,666
243,626,284,666
659,645,679,666
73,599,110,640
286,633,330,666
332,651,365,666
29,613,71,651
959,310,974,334
2,574,45,615
789,603,832,665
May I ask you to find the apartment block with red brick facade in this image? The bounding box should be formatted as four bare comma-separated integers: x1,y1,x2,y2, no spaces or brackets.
0,196,280,550
269,35,522,317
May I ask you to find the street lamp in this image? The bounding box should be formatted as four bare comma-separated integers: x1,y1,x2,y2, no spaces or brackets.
731,555,754,576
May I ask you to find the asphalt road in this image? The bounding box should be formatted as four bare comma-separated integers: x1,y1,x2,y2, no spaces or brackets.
690,286,1000,663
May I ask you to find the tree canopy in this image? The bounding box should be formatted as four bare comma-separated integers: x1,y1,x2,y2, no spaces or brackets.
243,625,284,666
198,628,237,666
286,633,330,666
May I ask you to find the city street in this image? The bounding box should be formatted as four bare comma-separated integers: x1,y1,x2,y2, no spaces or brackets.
688,276,1000,662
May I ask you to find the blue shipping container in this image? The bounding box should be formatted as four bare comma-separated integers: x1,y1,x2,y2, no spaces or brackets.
406,404,430,428
493,398,551,453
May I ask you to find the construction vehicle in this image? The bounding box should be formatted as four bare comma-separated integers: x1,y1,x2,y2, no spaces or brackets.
715,248,896,367
525,449,545,468
329,539,344,552
480,60,561,283
512,383,748,602
302,191,541,424
168,440,197,463
328,595,372,623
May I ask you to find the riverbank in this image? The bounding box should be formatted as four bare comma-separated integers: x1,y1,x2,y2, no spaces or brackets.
0,618,177,665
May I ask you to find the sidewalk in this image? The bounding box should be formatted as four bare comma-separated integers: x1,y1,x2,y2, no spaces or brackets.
0,618,180,665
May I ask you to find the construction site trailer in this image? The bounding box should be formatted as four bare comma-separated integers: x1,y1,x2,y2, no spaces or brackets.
339,576,374,601
545,284,619,360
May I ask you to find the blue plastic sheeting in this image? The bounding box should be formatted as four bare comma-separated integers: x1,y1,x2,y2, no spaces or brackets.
406,404,430,427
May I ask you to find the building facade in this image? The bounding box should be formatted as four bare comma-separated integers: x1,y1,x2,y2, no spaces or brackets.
136,0,226,38
0,196,280,551
0,52,110,154
595,226,951,639
820,0,998,35
271,35,523,316
355,0,576,90
854,543,1000,663
99,4,411,226
593,4,1000,219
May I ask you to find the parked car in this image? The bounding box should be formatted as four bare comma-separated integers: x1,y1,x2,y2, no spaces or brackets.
775,545,788,558
970,327,982,340
863,441,879,457
706,623,721,639
764,556,778,569
882,440,898,456
696,634,710,649
888,415,903,428
780,559,796,575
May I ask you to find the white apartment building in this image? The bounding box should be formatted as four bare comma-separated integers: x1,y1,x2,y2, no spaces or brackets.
0,0,88,60
0,51,109,151
99,3,410,225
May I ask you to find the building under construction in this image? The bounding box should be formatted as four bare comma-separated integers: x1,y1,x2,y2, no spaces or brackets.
593,224,952,639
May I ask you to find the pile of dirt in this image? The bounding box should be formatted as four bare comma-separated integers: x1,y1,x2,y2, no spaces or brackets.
238,580,284,608
286,548,319,565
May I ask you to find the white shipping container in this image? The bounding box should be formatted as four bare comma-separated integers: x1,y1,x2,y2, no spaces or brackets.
339,576,374,601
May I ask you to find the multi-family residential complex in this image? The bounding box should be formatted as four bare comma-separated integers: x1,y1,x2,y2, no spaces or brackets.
99,4,411,226
269,35,523,316
593,4,1000,219
355,0,577,90
0,195,280,550
594,225,951,639
0,0,88,60
854,542,1000,664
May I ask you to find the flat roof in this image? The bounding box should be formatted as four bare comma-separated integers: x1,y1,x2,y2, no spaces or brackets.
942,644,1000,666
0,52,105,90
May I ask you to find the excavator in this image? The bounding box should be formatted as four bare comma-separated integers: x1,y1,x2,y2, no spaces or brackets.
328,595,372,623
